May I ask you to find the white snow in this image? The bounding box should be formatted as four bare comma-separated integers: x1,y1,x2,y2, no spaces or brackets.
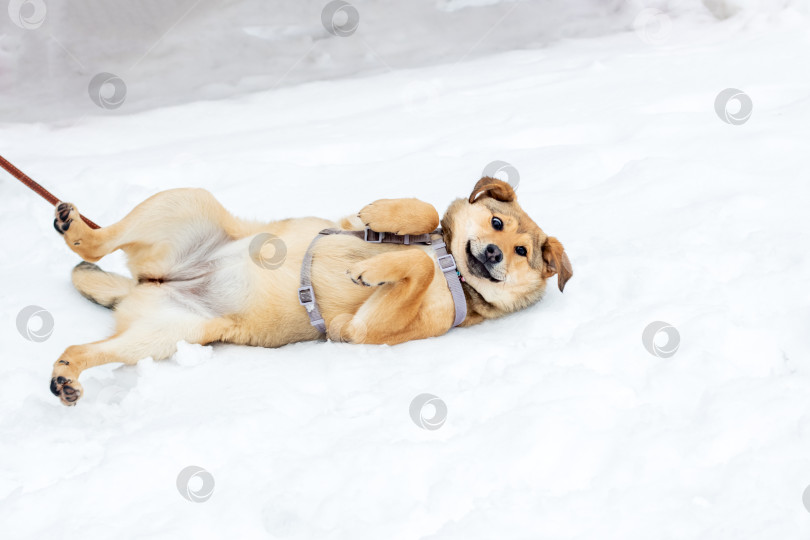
2,2,810,539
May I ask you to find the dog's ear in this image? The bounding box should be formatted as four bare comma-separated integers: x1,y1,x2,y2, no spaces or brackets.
469,177,516,204
541,236,573,292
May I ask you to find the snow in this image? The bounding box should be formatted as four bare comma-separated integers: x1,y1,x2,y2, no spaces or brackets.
4,0,808,123
2,2,810,539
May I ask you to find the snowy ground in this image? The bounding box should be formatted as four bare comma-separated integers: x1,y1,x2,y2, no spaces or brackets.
0,0,638,122
2,6,810,540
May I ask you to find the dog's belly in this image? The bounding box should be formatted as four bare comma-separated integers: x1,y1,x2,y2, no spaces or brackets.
154,218,449,347
129,216,333,346
184,217,343,347
161,240,254,319
225,229,428,346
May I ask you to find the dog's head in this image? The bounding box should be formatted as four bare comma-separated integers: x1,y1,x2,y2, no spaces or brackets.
441,177,572,316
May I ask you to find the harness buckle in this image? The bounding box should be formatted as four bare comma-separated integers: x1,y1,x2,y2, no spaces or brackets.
364,227,384,243
403,234,410,245
298,286,315,310
437,254,457,273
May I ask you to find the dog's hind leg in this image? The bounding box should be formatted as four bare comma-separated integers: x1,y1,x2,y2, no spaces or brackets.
71,261,135,309
49,286,234,406
53,188,256,278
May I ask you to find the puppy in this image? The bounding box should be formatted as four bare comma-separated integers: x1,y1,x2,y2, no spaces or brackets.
50,177,571,405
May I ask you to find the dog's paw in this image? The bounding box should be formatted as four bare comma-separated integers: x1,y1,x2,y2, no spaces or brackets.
50,361,83,406
53,203,99,260
358,202,400,235
327,313,369,344
53,202,77,235
347,263,389,288
358,199,439,236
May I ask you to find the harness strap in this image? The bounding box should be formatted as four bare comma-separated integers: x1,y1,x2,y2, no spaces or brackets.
362,229,433,245
299,227,467,336
430,238,467,327
298,229,335,334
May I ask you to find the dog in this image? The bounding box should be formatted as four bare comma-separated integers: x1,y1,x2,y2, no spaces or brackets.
49,177,572,405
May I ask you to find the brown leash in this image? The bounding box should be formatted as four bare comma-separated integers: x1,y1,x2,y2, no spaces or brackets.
0,154,100,229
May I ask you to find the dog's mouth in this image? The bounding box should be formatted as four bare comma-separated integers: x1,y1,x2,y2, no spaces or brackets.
465,241,502,283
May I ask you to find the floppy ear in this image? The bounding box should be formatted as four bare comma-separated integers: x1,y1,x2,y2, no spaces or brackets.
469,177,516,204
541,236,573,292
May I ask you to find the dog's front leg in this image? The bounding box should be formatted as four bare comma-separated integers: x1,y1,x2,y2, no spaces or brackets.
357,198,440,235
343,249,437,345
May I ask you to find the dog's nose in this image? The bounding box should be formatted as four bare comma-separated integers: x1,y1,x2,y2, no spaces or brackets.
484,244,503,264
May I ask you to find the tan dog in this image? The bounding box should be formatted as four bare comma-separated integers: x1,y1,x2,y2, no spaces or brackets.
49,177,572,405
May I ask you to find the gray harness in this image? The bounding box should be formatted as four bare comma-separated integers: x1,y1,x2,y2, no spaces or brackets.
298,227,467,335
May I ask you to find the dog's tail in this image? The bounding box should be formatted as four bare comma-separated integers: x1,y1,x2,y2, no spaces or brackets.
71,262,135,309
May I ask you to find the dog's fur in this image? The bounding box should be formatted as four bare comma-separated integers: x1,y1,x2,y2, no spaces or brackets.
49,178,571,405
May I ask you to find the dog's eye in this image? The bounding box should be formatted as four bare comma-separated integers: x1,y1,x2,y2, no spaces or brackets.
491,217,503,231
515,246,527,257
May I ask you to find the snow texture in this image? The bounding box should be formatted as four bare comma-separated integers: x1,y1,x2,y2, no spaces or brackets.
3,0,808,122
1,1,810,539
